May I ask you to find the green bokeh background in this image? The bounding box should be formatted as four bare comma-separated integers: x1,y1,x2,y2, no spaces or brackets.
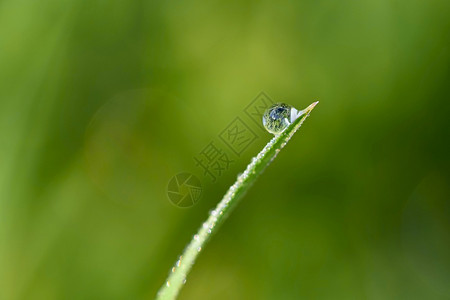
1,0,449,299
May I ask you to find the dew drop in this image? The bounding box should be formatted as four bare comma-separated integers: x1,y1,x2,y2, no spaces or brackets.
194,234,199,241
262,103,297,135
166,281,170,287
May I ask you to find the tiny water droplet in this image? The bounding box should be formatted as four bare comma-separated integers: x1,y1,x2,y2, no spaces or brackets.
262,103,296,135
210,210,217,217
166,281,170,287
172,267,176,273
194,234,199,241
183,278,187,284
197,247,202,252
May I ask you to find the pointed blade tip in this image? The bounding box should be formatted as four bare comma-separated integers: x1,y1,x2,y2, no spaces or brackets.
307,101,319,111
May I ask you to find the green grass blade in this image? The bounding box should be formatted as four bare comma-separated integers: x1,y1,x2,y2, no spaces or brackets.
156,101,319,300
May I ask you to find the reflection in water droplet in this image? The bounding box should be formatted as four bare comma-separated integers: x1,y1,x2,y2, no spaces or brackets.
262,103,301,135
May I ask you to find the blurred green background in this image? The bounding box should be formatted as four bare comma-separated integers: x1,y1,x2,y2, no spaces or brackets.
0,0,449,299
